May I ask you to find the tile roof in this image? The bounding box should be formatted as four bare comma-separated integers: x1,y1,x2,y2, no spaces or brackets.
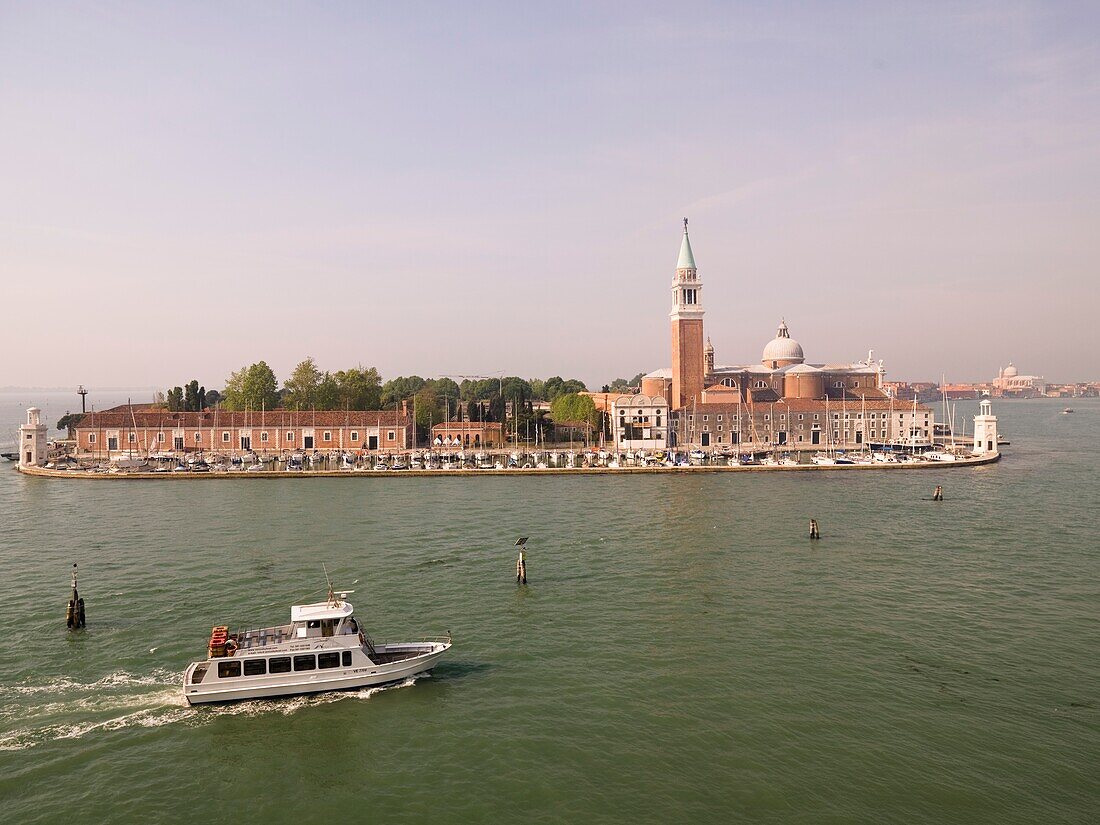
73,410,411,429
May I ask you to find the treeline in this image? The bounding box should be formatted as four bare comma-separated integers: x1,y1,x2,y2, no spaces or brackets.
153,359,629,439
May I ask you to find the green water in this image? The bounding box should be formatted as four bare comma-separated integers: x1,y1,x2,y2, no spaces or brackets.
1,399,1097,823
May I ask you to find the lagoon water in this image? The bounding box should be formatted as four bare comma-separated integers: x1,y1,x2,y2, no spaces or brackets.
0,395,1097,823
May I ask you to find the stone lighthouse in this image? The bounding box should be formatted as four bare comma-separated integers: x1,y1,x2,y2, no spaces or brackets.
19,407,48,468
973,397,998,454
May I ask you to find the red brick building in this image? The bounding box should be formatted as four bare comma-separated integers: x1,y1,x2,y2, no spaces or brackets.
73,407,413,455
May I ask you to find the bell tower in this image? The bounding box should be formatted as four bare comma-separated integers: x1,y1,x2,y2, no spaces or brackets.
670,218,704,409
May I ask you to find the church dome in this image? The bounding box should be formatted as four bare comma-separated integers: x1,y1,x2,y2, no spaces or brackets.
1003,363,1018,378
762,320,805,365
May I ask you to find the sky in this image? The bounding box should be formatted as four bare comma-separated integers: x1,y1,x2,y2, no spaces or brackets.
1,1,1098,390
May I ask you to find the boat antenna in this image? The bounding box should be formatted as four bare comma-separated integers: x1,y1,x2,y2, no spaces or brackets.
323,562,336,605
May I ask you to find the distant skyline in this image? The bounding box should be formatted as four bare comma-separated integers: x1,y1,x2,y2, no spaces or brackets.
2,2,1098,389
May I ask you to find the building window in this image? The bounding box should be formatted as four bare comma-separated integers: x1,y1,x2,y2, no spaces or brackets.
764,414,770,421
717,425,723,431
350,431,358,441
717,415,723,421
835,381,844,388
158,432,166,442
89,434,96,443
286,432,294,441
222,432,231,442
194,432,201,443
128,433,136,443
323,431,332,442
703,415,708,421
387,431,395,441
260,432,268,442
814,414,819,420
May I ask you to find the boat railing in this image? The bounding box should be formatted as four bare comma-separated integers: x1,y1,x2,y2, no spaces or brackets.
372,635,452,648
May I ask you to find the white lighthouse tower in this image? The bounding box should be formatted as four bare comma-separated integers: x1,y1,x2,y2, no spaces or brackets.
973,397,998,455
19,407,49,468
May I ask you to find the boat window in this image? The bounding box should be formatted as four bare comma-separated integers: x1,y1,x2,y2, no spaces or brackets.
318,652,340,669
190,664,208,684
243,659,267,676
218,661,241,678
269,657,291,674
307,620,320,629
342,651,352,667
321,619,335,637
293,655,316,671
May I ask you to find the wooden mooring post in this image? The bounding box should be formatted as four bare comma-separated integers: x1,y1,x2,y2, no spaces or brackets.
515,537,528,584
65,563,86,630
933,485,944,501
809,519,821,540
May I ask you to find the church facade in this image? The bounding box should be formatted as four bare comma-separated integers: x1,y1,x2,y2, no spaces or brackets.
641,220,934,450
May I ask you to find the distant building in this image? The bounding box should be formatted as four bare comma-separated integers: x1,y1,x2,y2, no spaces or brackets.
72,408,413,455
641,219,934,448
992,363,1045,398
431,421,505,448
610,393,668,451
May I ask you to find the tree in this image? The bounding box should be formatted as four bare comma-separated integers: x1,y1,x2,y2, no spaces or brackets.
222,362,279,411
529,378,546,400
315,372,340,410
381,376,426,407
607,372,645,393
167,386,183,411
204,389,222,407
184,379,204,411
56,412,83,438
334,366,382,410
413,386,445,438
284,357,323,409
550,393,599,430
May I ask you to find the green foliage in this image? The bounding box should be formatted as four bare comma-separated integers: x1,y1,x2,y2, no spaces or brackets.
167,386,183,411
333,367,382,410
56,412,83,437
381,376,427,407
204,389,222,407
606,372,644,393
222,362,280,411
549,393,599,429
540,376,587,401
283,357,323,409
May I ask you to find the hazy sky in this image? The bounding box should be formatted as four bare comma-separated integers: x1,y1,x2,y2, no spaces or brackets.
2,1,1097,390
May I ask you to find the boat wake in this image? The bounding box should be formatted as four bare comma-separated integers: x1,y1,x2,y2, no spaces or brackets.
0,671,423,752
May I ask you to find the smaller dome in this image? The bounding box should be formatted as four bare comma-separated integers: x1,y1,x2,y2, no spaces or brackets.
1002,363,1018,378
762,320,805,364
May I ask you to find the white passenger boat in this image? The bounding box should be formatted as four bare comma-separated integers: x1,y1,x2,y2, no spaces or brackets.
184,587,450,705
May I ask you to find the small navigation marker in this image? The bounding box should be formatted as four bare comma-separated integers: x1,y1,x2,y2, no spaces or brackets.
933,485,944,502
809,519,821,540
66,563,86,630
515,537,529,584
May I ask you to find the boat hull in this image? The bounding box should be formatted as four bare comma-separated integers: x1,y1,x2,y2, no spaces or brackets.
184,643,449,705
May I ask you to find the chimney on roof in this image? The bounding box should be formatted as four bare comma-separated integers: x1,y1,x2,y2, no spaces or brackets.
401,399,409,417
